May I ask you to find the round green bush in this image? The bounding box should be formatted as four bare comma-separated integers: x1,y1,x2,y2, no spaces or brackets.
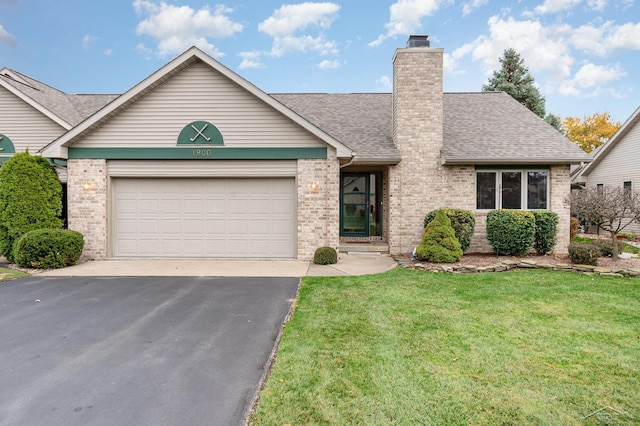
568,242,599,266
416,210,463,263
313,246,338,265
13,229,84,269
424,208,475,253
532,211,559,255
486,210,535,256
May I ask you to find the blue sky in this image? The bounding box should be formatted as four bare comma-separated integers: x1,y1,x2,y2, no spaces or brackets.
1,0,638,123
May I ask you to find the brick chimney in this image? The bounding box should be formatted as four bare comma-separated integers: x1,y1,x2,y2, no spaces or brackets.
388,35,445,255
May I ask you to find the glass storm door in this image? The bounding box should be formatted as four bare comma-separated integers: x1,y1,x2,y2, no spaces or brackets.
340,173,382,237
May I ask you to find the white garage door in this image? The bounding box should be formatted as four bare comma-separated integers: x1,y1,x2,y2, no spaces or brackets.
113,178,295,258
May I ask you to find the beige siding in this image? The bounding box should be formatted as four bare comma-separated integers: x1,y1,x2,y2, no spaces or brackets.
74,61,325,149
585,122,640,234
0,87,66,152
107,160,297,177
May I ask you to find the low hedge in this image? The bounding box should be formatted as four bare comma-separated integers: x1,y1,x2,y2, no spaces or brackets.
593,239,625,257
13,229,84,269
424,208,475,253
486,210,535,256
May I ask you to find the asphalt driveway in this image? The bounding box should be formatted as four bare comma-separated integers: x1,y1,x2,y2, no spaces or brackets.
0,276,299,426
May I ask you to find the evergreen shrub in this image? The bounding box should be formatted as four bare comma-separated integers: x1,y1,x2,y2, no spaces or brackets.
485,210,535,256
416,210,463,263
569,217,580,240
13,229,84,269
314,247,338,265
532,211,558,255
0,152,62,262
424,208,475,252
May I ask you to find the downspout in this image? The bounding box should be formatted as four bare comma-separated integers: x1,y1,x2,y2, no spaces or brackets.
339,154,356,169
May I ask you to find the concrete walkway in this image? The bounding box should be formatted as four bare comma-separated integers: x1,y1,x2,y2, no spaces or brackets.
36,253,398,277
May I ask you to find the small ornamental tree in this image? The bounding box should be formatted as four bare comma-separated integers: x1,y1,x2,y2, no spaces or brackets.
416,209,463,263
568,186,640,258
0,151,62,262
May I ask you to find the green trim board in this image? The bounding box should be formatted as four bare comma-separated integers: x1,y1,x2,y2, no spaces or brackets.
177,121,224,145
68,147,327,160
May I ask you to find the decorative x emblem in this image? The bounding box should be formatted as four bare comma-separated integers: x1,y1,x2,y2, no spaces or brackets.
190,123,211,142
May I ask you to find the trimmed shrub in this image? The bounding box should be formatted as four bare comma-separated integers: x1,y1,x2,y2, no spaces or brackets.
486,210,536,256
416,210,463,263
532,211,559,255
0,152,62,262
592,239,624,258
13,229,84,269
424,208,475,253
314,246,338,265
569,217,579,240
568,243,599,266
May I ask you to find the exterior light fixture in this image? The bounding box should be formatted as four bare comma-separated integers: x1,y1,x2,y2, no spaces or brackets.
83,181,92,190
309,181,319,191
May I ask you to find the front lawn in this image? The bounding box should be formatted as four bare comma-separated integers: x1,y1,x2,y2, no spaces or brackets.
0,267,30,282
250,269,639,425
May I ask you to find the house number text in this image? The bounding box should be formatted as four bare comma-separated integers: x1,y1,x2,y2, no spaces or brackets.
192,149,212,157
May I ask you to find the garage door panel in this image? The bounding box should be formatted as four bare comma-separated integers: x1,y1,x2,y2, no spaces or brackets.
113,178,295,258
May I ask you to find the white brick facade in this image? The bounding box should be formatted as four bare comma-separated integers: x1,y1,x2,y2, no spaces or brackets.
67,159,108,260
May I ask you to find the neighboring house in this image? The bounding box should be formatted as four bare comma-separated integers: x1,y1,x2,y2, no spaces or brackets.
0,67,118,219
572,106,640,234
2,36,590,260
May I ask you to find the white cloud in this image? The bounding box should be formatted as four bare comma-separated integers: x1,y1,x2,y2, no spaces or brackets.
0,24,16,47
558,62,626,96
587,0,607,11
104,49,113,56
258,2,340,57
462,0,488,17
238,51,265,69
376,75,392,91
369,0,450,47
82,34,96,49
570,21,640,56
452,16,574,81
318,59,340,69
533,0,582,14
133,0,242,57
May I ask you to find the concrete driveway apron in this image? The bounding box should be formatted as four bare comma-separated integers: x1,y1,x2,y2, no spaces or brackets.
0,276,298,426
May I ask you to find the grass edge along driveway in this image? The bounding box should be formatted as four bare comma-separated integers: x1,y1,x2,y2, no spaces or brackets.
250,268,639,425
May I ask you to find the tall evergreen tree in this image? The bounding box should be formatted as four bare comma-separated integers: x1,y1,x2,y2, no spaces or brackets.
483,48,546,118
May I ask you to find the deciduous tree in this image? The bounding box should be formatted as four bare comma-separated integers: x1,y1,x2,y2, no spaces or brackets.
563,112,621,153
568,186,640,258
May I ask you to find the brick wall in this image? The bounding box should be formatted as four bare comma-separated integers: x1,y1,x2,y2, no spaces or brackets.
550,165,571,253
67,159,108,259
297,148,340,260
388,46,445,255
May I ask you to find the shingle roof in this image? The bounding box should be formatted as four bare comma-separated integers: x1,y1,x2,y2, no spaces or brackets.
443,92,590,164
274,91,590,164
0,69,118,127
272,93,398,163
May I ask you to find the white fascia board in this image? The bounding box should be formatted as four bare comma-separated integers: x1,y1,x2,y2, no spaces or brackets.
0,75,72,130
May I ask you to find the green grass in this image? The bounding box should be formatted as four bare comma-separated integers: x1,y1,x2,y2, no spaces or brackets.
0,267,30,281
250,269,640,425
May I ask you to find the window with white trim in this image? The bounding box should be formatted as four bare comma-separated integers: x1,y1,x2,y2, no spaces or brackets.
476,169,549,210
623,181,632,192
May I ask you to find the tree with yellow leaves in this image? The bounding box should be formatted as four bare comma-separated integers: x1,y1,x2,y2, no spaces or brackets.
563,112,621,153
